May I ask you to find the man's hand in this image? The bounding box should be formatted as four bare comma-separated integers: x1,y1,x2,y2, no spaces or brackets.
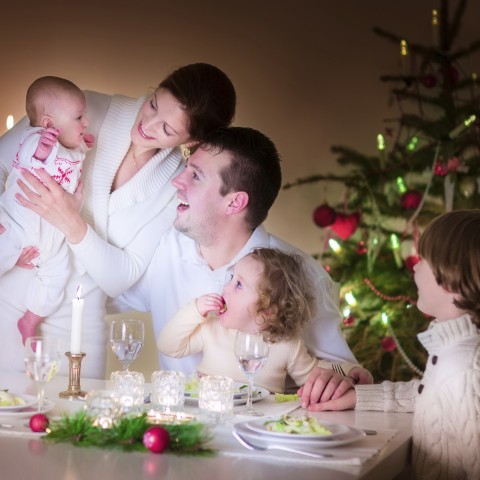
298,367,354,408
33,128,59,161
348,366,374,385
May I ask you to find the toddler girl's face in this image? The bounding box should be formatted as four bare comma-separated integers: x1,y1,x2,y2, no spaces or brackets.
413,258,462,321
219,255,264,332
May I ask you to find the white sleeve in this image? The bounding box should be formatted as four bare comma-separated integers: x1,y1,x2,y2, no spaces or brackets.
0,116,29,194
355,380,418,412
68,220,164,298
301,255,358,364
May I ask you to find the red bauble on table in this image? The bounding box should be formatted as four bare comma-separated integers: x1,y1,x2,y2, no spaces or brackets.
331,212,360,240
313,203,337,228
400,190,422,210
29,413,50,432
143,426,170,453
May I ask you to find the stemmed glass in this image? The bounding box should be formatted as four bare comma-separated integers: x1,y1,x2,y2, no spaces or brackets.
234,331,270,416
110,319,144,371
24,336,61,412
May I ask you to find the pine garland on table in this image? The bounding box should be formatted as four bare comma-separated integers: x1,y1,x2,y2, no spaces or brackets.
44,411,214,455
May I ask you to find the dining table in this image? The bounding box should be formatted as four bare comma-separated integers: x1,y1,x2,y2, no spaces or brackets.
0,369,413,480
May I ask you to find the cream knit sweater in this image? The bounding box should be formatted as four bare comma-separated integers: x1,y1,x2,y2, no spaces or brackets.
355,315,480,479
157,300,360,393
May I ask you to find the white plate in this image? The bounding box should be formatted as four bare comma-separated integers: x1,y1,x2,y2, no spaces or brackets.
0,399,55,418
246,417,351,440
234,421,365,448
0,394,37,412
185,386,269,406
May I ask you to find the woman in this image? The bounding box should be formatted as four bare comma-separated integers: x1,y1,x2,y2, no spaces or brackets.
0,63,236,378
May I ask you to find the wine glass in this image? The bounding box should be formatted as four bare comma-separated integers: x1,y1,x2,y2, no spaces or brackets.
110,319,144,371
234,331,269,416
24,336,61,412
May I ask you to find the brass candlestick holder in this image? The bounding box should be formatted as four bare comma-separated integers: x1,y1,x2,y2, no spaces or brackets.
59,352,87,399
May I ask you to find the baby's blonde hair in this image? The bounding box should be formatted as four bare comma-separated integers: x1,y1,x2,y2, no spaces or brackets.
26,76,84,126
248,248,315,343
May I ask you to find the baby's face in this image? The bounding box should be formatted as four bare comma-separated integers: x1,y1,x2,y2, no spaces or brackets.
48,92,88,148
219,255,264,332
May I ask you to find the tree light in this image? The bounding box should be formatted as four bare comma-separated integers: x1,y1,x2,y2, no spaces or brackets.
345,291,357,306
396,177,407,193
406,136,419,151
6,115,14,130
381,312,389,325
342,306,351,317
328,238,342,253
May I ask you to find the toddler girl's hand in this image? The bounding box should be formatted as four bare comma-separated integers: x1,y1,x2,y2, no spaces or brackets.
33,127,59,161
17,310,44,345
195,293,225,317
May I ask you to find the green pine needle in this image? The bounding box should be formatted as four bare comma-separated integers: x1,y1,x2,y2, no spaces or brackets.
44,411,214,455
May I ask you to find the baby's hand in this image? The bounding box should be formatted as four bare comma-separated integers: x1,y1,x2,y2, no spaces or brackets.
83,133,95,149
17,310,44,346
195,293,226,317
33,127,59,161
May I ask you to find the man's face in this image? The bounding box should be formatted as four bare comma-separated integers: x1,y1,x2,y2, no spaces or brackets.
171,147,232,244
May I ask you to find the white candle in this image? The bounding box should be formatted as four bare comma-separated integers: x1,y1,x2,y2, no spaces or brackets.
71,285,84,354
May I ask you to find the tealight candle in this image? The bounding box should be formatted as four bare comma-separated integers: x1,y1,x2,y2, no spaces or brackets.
71,285,84,354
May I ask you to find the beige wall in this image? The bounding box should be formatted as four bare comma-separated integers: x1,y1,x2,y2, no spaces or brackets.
1,0,479,256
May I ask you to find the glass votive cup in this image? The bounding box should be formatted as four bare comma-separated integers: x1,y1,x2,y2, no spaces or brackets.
151,370,185,413
198,375,234,424
84,389,121,428
110,370,145,415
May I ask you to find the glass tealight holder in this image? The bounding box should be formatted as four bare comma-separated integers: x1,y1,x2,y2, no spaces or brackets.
84,389,121,428
151,370,185,413
110,370,145,415
198,375,234,424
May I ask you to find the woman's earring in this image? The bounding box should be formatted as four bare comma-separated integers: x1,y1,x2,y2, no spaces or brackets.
182,145,191,159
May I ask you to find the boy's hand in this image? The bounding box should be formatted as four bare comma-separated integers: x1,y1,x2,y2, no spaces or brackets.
195,293,225,317
83,133,95,149
33,127,59,161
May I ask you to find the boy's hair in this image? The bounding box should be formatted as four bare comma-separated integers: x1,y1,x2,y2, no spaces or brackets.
248,248,315,342
200,127,282,230
26,76,84,126
159,63,236,142
418,209,480,326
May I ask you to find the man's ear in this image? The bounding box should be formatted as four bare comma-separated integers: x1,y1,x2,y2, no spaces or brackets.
40,115,53,129
226,191,249,214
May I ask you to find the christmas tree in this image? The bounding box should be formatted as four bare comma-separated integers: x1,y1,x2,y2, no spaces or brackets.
284,0,480,382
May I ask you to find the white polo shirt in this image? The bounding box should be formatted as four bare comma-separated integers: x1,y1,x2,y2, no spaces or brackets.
113,225,357,375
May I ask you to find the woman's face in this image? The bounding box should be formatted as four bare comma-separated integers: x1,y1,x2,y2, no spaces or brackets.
131,88,190,149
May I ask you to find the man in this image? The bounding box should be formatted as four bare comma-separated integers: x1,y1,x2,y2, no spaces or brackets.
114,127,372,391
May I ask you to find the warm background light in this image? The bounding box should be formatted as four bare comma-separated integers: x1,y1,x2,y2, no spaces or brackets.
5,115,14,130
1,0,479,254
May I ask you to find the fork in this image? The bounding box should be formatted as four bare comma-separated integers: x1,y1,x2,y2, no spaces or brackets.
232,431,333,459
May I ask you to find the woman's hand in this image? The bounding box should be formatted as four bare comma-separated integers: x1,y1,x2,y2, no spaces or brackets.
16,246,40,269
15,168,88,243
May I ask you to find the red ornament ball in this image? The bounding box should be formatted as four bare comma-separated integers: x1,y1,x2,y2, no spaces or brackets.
313,204,337,228
421,74,437,88
381,336,397,353
356,241,367,255
331,211,360,240
400,190,422,210
29,413,50,433
405,255,420,272
343,315,355,327
434,162,448,177
143,426,170,453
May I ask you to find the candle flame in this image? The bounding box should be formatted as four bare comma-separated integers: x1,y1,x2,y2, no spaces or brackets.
76,285,83,299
